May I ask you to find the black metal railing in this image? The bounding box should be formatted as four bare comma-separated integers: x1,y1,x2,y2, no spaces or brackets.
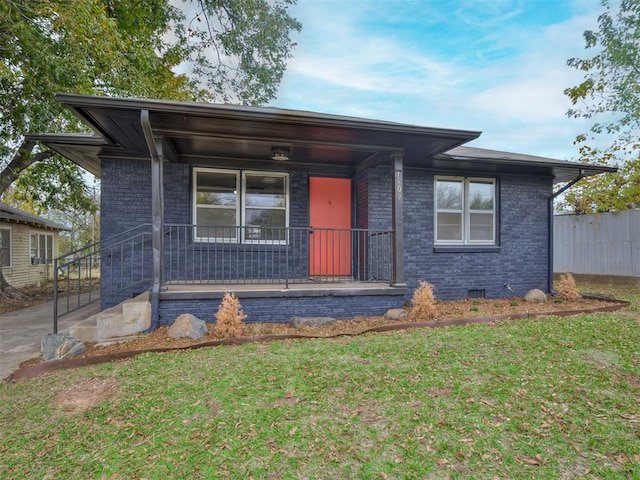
163,224,393,286
53,224,152,333
52,224,393,332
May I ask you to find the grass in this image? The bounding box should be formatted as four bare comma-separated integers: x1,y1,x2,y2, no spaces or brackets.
1,284,639,479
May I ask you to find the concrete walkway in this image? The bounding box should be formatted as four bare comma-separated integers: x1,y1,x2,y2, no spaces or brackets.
0,293,100,380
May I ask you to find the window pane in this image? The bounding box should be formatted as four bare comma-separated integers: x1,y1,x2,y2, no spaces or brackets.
39,234,46,261
196,208,237,239
245,175,286,207
0,229,9,267
470,213,494,241
245,209,286,240
196,171,237,206
30,234,38,264
436,212,462,241
46,235,53,263
469,181,494,210
436,180,462,210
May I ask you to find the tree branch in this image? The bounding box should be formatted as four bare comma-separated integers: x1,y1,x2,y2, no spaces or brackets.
0,140,55,197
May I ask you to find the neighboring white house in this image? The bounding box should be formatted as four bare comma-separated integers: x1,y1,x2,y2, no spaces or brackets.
0,203,66,288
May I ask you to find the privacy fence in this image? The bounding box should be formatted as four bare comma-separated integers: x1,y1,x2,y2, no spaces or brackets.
554,209,640,278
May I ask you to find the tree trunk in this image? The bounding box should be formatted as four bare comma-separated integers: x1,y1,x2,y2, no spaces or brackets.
0,139,53,298
0,250,29,300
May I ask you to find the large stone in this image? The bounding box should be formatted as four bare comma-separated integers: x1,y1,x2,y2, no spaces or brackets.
524,289,547,304
41,334,86,361
167,313,207,339
289,316,337,328
384,308,408,321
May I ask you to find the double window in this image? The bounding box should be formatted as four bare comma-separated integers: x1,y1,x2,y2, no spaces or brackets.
31,232,53,264
0,228,11,267
193,168,289,243
435,177,496,245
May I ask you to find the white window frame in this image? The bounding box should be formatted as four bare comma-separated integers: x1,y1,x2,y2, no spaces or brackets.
30,231,54,265
241,170,289,245
193,168,289,244
193,168,241,243
0,227,12,267
434,176,496,245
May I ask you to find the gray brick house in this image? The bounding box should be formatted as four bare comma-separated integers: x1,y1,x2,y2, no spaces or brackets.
32,94,614,328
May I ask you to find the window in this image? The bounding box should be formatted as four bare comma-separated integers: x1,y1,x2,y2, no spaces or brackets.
0,228,11,267
193,168,288,243
30,232,53,265
435,177,495,245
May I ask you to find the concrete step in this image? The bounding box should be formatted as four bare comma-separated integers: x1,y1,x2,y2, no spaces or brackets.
70,292,151,343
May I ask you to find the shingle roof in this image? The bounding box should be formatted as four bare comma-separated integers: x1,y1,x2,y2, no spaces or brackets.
0,203,67,230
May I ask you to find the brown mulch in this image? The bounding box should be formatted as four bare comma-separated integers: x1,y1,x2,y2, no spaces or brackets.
0,279,97,315
23,296,619,366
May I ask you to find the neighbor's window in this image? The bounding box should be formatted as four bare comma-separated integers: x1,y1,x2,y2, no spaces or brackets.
0,228,11,267
435,177,495,244
30,232,53,264
193,168,289,243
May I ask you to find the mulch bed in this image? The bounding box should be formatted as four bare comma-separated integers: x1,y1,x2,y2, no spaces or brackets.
5,295,629,383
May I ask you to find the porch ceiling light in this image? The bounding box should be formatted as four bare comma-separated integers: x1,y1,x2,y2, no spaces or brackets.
271,146,290,161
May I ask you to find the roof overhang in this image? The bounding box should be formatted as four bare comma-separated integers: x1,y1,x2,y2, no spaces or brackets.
0,203,67,230
30,94,481,177
436,146,617,183
28,94,616,183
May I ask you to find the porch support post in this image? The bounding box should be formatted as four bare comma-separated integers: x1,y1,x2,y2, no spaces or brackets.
141,110,164,329
391,151,406,287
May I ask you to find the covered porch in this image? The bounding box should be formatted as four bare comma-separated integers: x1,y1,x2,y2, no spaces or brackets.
39,94,482,328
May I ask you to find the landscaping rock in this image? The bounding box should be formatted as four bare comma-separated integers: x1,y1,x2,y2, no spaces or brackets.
289,316,336,328
524,289,547,304
168,313,207,339
41,334,86,361
384,308,408,321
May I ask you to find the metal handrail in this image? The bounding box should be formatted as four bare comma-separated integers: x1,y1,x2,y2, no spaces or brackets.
55,223,152,267
53,224,393,333
53,228,153,333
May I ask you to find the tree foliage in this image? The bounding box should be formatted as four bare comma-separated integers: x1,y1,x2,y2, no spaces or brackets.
0,0,300,291
562,0,640,213
0,0,301,208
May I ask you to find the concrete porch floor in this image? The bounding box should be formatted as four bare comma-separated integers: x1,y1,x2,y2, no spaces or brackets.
159,282,407,300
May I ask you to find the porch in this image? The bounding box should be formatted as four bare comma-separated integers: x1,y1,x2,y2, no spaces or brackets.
44,95,484,331
54,224,407,330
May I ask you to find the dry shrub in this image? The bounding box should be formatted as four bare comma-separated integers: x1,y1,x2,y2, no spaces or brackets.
409,281,437,321
557,272,581,301
213,293,247,338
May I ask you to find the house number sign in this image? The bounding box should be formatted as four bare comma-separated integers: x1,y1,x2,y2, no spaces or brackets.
395,171,403,200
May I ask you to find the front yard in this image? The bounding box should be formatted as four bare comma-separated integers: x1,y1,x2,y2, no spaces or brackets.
0,283,638,478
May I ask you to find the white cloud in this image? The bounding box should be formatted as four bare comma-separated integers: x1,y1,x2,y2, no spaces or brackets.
273,0,604,160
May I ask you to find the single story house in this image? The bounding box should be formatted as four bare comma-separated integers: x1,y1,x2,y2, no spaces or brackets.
0,202,66,288
31,94,614,328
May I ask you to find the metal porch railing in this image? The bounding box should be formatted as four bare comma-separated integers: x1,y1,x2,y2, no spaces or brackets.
53,224,153,333
53,224,393,332
163,224,393,286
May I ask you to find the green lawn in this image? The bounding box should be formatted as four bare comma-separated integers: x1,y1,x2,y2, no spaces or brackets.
1,283,638,479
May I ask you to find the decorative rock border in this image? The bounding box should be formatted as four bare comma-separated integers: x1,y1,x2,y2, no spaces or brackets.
4,296,630,383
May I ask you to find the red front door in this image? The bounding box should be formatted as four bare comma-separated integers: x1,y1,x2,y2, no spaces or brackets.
309,177,352,277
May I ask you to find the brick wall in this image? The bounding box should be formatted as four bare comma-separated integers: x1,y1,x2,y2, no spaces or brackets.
100,160,311,308
101,157,553,314
367,166,552,300
158,293,404,325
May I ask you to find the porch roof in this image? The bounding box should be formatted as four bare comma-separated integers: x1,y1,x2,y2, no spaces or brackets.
29,94,616,182
29,94,480,177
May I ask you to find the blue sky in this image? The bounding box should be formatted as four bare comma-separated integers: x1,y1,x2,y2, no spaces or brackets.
270,0,603,161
